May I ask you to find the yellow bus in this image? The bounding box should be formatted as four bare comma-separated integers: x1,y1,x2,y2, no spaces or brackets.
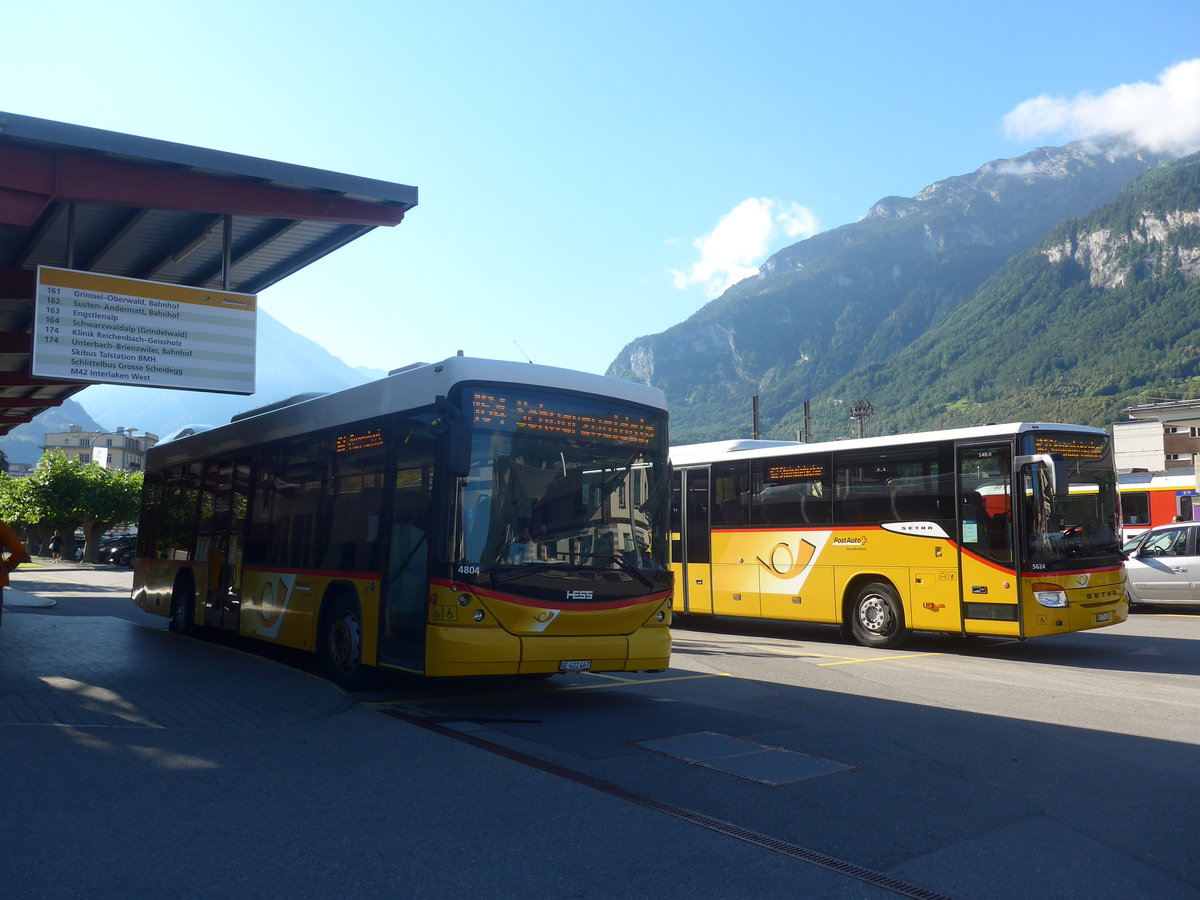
669,423,1126,648
132,355,673,687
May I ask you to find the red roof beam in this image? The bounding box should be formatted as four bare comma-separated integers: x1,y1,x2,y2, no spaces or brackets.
0,145,411,228
0,397,62,408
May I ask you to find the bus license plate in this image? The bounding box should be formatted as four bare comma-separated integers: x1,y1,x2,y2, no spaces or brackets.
1096,612,1111,623
559,660,591,672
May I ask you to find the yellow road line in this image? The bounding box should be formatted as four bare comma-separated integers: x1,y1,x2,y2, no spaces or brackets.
818,652,942,667
568,672,731,689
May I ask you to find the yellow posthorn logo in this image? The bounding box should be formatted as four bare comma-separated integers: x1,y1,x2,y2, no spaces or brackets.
757,539,817,579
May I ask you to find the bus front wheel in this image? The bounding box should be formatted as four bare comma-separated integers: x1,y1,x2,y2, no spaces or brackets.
850,582,910,649
318,595,378,691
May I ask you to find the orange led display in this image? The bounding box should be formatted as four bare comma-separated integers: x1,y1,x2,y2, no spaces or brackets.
471,392,658,445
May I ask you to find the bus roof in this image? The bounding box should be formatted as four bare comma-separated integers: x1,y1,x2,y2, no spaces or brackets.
670,422,1109,466
148,355,668,467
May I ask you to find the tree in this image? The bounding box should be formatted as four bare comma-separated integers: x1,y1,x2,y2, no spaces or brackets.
72,464,143,561
0,454,79,553
0,475,35,543
9,450,143,561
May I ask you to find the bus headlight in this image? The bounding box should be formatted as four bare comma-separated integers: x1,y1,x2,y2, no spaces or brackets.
473,609,486,623
655,610,666,623
1032,583,1069,608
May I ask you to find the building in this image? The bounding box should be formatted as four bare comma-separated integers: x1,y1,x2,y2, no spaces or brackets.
1112,399,1200,472
42,426,159,471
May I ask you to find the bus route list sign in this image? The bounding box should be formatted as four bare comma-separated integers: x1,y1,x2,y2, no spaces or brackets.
33,266,257,394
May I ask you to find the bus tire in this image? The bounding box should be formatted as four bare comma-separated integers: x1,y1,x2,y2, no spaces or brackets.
318,594,378,691
169,571,197,635
849,581,910,649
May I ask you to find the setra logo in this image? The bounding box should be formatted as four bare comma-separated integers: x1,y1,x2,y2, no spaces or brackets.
567,590,594,600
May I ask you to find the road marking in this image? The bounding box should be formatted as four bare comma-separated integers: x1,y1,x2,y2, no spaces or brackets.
818,652,942,667
570,672,731,688
363,671,730,707
679,640,943,667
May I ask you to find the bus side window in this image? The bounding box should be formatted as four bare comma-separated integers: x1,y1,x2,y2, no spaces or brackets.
712,461,749,527
323,422,388,573
253,439,324,570
958,446,1013,564
1121,491,1149,526
158,463,200,561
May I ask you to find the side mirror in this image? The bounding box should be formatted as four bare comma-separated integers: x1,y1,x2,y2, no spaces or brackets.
430,396,471,476
445,418,471,476
1015,453,1070,498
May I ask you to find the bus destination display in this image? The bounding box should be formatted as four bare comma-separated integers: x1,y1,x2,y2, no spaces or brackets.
1033,435,1108,460
335,428,385,454
32,266,257,394
767,463,825,482
472,391,658,445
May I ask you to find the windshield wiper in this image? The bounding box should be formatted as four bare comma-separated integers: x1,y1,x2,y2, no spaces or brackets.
489,563,560,586
597,553,655,588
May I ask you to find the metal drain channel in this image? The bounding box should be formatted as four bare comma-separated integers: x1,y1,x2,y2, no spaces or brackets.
381,708,954,900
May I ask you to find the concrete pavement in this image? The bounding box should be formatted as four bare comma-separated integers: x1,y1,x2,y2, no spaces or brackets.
0,562,902,899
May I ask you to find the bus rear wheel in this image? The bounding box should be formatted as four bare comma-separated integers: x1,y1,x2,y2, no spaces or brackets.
850,581,910,649
319,596,378,691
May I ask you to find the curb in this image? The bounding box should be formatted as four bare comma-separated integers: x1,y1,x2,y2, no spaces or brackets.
3,588,57,609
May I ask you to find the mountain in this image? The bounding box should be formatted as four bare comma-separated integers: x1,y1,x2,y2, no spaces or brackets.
607,138,1174,443
814,151,1200,437
0,398,106,467
0,311,387,464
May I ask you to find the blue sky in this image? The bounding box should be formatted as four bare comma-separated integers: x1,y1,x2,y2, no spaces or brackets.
5,1,1200,378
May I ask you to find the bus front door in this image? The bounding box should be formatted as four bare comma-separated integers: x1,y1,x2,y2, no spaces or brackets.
955,443,1018,636
199,459,251,632
673,467,713,615
377,438,435,672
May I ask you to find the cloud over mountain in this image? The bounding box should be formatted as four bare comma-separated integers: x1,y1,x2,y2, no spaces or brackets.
1003,58,1200,157
670,197,819,298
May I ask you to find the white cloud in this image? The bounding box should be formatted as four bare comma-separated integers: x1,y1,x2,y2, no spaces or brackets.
671,198,819,297
1003,59,1200,157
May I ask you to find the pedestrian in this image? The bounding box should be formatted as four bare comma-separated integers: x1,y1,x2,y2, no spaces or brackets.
0,518,30,629
48,530,63,562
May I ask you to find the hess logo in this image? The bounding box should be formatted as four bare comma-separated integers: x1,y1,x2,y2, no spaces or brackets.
757,539,817,579
567,590,594,600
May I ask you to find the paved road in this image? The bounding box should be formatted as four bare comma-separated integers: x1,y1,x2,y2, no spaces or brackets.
2,564,1197,898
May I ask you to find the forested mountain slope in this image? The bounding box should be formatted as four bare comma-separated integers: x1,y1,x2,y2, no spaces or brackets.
608,139,1171,442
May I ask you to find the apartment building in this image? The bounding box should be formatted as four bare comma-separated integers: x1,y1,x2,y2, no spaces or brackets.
42,425,159,472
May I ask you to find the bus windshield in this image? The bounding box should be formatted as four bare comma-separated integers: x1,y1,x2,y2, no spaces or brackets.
454,390,669,572
1020,432,1122,564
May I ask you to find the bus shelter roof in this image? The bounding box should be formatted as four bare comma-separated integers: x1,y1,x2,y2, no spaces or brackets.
0,111,418,436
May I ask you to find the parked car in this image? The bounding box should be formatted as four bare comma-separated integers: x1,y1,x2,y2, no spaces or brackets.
96,535,137,567
80,535,117,562
1122,521,1200,607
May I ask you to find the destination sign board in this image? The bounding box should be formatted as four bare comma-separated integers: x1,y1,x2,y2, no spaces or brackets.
471,390,659,445
32,266,257,394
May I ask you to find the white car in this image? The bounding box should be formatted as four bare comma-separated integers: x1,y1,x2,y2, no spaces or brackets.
1122,522,1200,607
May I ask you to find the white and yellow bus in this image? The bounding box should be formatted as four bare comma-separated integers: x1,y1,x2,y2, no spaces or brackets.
132,355,673,687
670,423,1126,648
